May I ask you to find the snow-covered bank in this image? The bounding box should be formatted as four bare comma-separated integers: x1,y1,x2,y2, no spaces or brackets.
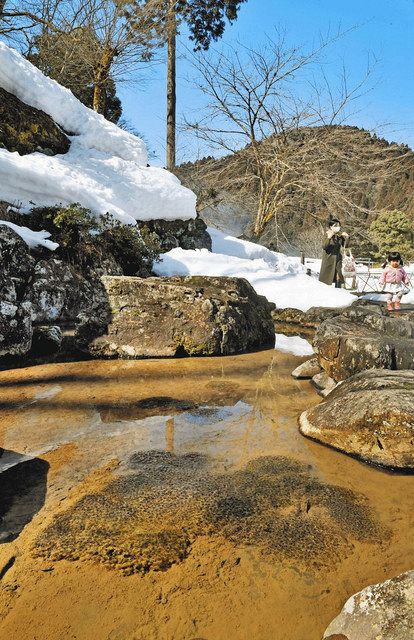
208,226,300,273
274,334,315,356
0,43,196,223
0,220,58,250
154,229,356,312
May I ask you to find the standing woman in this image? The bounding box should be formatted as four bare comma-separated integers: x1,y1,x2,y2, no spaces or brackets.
319,217,349,287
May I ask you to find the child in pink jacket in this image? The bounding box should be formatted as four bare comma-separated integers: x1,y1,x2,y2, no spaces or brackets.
379,251,410,311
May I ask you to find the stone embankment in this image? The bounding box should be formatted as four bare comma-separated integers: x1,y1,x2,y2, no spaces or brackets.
0,223,273,366
282,299,414,470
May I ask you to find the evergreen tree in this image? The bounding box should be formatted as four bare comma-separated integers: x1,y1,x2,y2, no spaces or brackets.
163,0,247,169
370,210,414,260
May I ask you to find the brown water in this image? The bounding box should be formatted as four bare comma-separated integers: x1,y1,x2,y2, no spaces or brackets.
0,350,413,640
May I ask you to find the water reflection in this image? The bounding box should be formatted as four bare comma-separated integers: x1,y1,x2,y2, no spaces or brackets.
0,449,49,543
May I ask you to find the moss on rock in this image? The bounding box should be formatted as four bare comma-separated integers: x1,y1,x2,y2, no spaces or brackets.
0,87,70,155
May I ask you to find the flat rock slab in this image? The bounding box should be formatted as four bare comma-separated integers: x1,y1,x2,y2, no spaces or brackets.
323,570,414,640
291,358,322,379
87,275,275,358
299,369,414,469
314,304,414,381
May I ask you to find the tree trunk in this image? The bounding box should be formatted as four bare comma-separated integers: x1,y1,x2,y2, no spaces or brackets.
93,48,114,115
253,166,272,237
0,0,5,18
93,82,106,114
166,0,176,170
254,190,271,238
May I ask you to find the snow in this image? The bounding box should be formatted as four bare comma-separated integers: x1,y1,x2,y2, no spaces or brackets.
155,228,413,320
0,220,58,250
0,42,196,223
0,149,196,225
208,226,300,273
274,334,314,356
0,42,146,164
362,289,414,304
154,237,356,312
357,265,414,305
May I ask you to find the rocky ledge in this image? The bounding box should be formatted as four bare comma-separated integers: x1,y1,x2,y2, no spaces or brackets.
81,275,275,358
314,303,414,382
272,305,345,334
299,369,414,470
324,570,414,640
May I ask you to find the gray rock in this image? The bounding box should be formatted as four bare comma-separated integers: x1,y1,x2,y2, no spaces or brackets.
25,259,75,322
83,275,275,358
314,305,414,381
136,216,212,252
272,305,346,330
0,300,32,357
311,371,337,397
323,570,414,640
291,357,322,379
299,369,414,469
0,225,35,289
0,227,35,358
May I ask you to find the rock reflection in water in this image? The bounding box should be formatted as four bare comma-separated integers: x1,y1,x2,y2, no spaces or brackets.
99,397,198,423
0,449,49,543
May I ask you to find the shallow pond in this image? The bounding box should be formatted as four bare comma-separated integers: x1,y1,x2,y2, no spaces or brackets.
0,349,413,640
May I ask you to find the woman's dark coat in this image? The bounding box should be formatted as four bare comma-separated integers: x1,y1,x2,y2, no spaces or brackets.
319,233,348,286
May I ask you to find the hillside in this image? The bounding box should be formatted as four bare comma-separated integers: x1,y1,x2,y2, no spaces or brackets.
177,125,414,256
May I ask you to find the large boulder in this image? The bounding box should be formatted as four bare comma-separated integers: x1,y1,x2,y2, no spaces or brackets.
323,570,414,640
314,304,414,381
299,369,414,469
0,86,70,156
83,275,275,358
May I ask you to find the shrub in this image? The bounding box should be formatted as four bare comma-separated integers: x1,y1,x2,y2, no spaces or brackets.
28,204,161,275
99,214,161,276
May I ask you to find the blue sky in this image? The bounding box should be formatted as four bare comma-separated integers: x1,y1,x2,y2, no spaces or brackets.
118,0,414,165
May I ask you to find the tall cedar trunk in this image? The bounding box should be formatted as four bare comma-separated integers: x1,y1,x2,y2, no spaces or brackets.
93,48,114,115
0,0,5,17
166,0,176,170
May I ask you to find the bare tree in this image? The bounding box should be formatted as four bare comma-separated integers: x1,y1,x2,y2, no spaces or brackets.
1,0,163,116
184,35,412,246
